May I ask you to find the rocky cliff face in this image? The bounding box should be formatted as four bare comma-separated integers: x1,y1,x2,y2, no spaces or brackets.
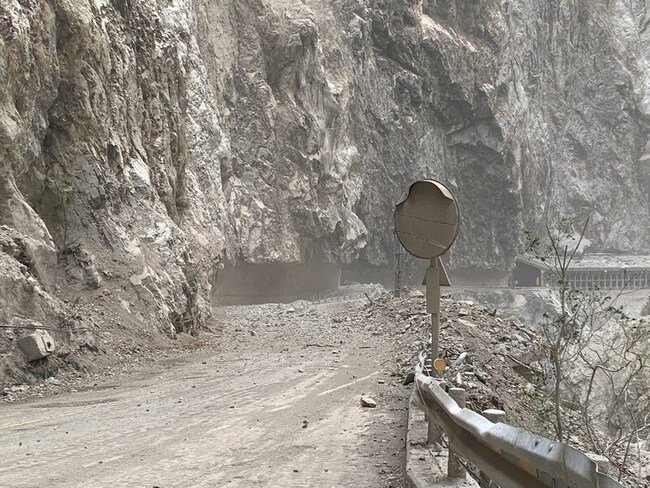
0,0,649,363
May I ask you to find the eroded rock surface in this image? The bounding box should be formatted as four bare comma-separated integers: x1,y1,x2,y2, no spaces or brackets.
0,1,649,372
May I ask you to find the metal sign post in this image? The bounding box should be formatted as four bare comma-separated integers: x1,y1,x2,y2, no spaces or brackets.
394,179,459,368
426,258,440,361
394,179,459,444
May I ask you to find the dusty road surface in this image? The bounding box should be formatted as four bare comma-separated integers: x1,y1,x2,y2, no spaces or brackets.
0,299,409,487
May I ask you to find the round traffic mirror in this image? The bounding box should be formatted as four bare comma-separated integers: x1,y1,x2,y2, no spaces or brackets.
394,179,459,259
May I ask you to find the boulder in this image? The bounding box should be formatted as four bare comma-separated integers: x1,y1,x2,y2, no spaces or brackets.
17,329,55,362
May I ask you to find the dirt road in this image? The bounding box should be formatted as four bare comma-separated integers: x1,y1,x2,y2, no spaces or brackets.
0,299,408,487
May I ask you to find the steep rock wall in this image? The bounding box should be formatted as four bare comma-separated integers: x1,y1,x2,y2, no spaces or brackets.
0,0,648,354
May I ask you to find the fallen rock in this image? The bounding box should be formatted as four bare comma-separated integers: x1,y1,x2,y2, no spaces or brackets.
17,329,55,362
453,352,468,367
175,332,196,344
360,396,377,408
524,383,536,395
457,318,476,328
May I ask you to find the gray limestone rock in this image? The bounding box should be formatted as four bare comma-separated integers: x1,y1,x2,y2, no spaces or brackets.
17,329,55,362
360,396,377,408
0,0,648,361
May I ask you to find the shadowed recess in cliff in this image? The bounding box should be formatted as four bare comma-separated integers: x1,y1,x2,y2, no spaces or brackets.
212,261,341,305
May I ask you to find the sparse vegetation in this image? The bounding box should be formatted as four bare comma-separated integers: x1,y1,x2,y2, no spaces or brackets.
526,217,650,482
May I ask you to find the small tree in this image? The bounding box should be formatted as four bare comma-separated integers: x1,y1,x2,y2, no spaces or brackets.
525,217,650,481
524,217,590,442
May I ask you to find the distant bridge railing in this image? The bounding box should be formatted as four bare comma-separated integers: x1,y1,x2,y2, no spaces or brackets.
412,358,624,488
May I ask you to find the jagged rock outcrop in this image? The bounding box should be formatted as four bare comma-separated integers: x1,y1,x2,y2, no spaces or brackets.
0,0,649,367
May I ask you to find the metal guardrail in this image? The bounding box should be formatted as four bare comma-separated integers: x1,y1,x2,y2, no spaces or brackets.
412,363,624,488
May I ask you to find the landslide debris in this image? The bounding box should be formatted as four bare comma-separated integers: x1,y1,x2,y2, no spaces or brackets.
355,290,649,487
350,291,552,437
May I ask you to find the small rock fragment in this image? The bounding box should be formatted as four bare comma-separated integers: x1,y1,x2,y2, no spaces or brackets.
453,352,468,367
361,396,377,408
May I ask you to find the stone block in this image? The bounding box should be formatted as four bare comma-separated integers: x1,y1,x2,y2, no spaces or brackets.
17,330,55,362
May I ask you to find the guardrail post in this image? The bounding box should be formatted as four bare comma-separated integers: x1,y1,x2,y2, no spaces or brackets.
447,388,467,479
483,409,506,423
426,412,442,447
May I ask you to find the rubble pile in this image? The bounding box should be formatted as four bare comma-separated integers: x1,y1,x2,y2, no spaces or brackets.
351,291,552,437
352,290,649,486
